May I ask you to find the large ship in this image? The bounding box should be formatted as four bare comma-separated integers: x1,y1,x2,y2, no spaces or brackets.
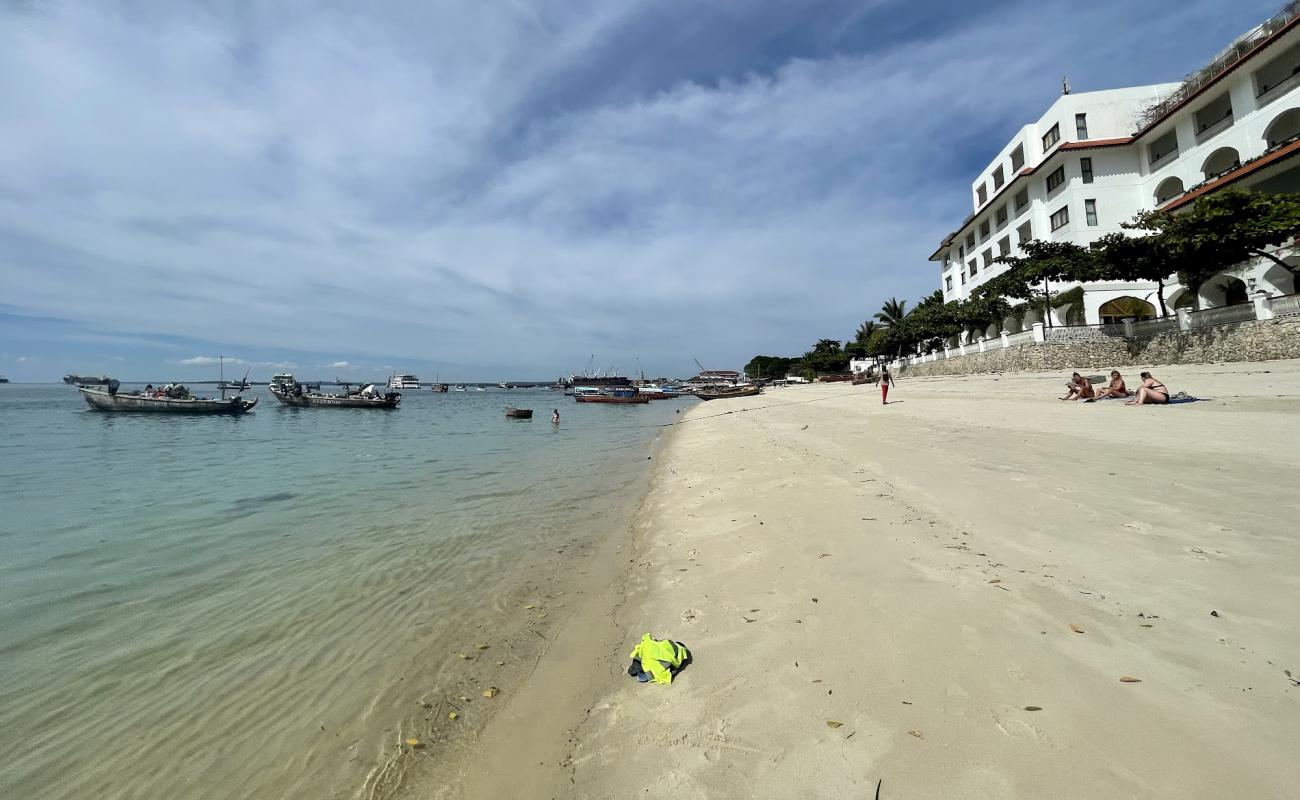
0,375,8,383
387,373,421,390
63,374,111,385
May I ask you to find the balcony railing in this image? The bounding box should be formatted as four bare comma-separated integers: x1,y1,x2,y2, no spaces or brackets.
1134,0,1300,133
1186,303,1258,329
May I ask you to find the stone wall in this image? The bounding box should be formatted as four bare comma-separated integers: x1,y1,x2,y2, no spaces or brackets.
897,317,1300,377
1137,317,1300,364
898,340,1130,377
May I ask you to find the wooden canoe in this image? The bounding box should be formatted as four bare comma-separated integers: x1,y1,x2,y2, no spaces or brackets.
270,387,400,408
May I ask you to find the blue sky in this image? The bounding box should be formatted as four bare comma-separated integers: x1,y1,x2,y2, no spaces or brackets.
0,0,1282,381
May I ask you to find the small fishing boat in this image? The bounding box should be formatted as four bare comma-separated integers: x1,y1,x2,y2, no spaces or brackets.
80,384,257,414
505,407,533,419
635,383,682,400
575,387,650,404
694,385,761,401
270,379,399,409
431,383,449,393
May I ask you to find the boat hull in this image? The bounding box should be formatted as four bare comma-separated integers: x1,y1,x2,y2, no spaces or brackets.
80,387,257,414
575,394,651,404
506,408,534,418
695,387,761,401
270,388,399,408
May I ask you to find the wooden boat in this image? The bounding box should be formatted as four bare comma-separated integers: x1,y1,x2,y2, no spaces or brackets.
817,373,854,383
694,385,761,401
575,391,650,404
80,386,257,414
506,407,533,419
270,385,400,408
851,373,877,385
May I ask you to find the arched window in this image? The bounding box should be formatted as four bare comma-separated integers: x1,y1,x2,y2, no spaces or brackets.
1154,176,1185,205
1263,108,1300,149
1200,276,1250,308
1201,147,1241,181
1098,297,1157,324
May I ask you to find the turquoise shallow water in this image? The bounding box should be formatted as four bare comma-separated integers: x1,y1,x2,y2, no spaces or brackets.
0,384,687,799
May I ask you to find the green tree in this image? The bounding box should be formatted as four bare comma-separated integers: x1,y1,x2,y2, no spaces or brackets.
986,240,1101,327
874,297,908,327
1128,188,1300,304
853,319,878,343
1094,232,1179,316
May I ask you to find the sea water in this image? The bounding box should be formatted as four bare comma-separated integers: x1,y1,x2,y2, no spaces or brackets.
0,384,687,799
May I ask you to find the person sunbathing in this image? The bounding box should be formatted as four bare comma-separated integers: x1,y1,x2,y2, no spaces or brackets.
1125,372,1170,405
1061,373,1093,401
1093,370,1129,400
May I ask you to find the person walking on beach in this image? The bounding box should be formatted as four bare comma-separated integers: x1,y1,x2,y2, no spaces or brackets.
551,408,560,424
879,367,895,405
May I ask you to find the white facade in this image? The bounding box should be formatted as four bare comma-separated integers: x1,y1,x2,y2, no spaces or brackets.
931,3,1300,327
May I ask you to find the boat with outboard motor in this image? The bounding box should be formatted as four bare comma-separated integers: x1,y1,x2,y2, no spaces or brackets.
575,387,650,404
269,376,400,408
79,380,258,414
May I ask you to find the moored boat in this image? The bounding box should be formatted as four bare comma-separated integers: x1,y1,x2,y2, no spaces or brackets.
63,374,111,385
575,387,650,404
695,385,761,401
79,385,257,414
270,379,399,408
505,407,533,418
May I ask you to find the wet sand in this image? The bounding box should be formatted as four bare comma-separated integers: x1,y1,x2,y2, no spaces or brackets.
456,362,1300,799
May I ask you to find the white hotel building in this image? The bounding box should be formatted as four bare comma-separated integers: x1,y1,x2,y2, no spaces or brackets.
929,1,1300,330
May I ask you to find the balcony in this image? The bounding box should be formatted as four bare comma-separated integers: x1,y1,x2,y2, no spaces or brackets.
1194,95,1234,144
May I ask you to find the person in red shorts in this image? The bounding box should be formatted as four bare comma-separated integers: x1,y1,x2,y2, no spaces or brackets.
880,367,895,405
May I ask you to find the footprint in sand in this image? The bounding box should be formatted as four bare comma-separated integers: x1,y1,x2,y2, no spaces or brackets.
945,683,972,717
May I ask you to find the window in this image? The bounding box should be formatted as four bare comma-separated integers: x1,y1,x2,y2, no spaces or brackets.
946,275,954,291
1075,113,1088,139
965,233,976,249
1080,157,1093,184
1085,199,1098,226
1148,130,1179,166
1010,144,1025,171
1014,188,1029,212
979,220,991,240
968,259,978,277
992,166,1005,190
958,244,965,260
1050,205,1070,231
995,205,1008,227
1017,221,1033,245
981,250,993,269
1042,123,1060,150
1046,165,1066,192
997,236,1011,257
976,183,988,205
961,270,967,285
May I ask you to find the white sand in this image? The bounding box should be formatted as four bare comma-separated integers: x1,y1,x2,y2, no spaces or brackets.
457,361,1300,799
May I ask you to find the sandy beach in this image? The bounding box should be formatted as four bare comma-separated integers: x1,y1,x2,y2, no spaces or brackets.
455,361,1300,799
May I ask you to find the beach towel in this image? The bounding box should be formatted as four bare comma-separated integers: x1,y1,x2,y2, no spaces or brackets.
1168,392,1202,404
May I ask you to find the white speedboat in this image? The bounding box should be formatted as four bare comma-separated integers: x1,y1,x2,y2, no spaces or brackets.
388,373,421,390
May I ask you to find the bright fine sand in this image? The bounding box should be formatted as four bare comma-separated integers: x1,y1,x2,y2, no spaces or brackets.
455,361,1300,799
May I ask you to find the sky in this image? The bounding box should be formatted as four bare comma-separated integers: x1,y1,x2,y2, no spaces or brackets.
0,0,1283,382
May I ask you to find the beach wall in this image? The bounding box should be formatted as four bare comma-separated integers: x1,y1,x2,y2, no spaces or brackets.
898,317,1300,377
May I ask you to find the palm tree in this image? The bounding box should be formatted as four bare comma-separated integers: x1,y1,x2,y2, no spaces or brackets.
853,320,877,343
874,297,908,327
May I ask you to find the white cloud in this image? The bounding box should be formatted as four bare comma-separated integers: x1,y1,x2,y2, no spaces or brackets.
322,360,354,369
0,0,1277,374
177,356,246,366
16,355,30,362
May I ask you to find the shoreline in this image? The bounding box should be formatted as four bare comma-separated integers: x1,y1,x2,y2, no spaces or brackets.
454,362,1300,798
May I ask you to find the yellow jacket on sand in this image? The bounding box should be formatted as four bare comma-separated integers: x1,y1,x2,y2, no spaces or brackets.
629,633,689,684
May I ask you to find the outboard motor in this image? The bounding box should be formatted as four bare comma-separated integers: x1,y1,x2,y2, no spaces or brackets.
107,378,120,396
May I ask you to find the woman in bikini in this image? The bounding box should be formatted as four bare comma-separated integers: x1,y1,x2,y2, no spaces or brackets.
1125,371,1170,405
1061,372,1093,401
1093,370,1128,401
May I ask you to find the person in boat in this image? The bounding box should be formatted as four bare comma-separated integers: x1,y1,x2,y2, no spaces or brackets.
145,384,154,396
1060,373,1093,401
552,408,560,424
1092,371,1128,401
1126,372,1170,405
